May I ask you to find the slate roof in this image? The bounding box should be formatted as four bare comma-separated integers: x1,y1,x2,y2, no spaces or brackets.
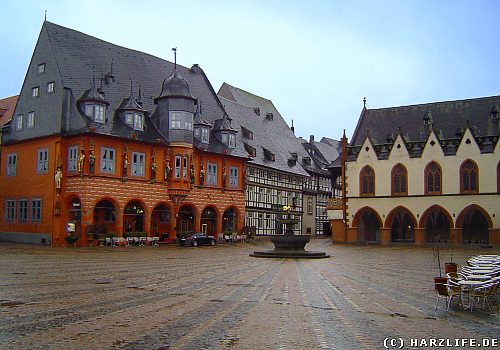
218,83,309,177
350,95,500,146
8,21,247,159
219,95,309,176
0,96,18,127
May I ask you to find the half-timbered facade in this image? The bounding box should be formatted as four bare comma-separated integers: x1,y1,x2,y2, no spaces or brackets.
218,84,309,235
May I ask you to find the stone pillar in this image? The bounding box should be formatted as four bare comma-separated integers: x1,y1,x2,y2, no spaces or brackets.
346,227,358,243
380,227,391,245
414,228,426,246
489,228,500,246
331,219,346,243
450,228,461,246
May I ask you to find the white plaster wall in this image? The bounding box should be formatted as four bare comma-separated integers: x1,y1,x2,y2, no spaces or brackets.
345,131,499,228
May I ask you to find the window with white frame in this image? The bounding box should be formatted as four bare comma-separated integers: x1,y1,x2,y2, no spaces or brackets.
38,63,45,74
183,156,188,179
229,166,238,187
100,147,115,174
169,111,193,130
95,105,105,123
31,199,42,222
85,104,94,117
37,149,49,173
16,114,23,131
201,127,210,143
174,156,181,178
7,154,17,176
228,134,236,148
27,111,35,128
207,162,217,185
68,146,78,172
131,152,145,176
133,113,143,131
5,200,16,221
47,82,55,94
32,86,39,98
125,112,133,126
18,199,28,222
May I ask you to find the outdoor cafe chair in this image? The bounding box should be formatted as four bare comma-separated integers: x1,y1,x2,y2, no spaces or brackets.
435,282,463,311
104,237,112,247
470,283,496,313
446,272,467,282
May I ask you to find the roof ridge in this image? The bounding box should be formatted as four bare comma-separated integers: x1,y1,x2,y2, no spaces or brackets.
367,94,500,112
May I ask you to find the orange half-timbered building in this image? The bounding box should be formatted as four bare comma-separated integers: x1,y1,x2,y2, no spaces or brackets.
0,21,248,246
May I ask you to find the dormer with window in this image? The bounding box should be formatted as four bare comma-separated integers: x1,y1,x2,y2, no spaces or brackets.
194,102,212,144
262,147,275,162
241,126,253,139
243,142,256,157
118,82,146,131
265,112,273,121
78,74,109,124
213,113,238,149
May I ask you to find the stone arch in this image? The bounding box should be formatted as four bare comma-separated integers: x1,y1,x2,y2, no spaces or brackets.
419,205,453,243
92,197,119,235
123,199,147,234
352,206,382,243
384,206,417,242
222,206,239,233
201,205,219,236
151,202,173,241
456,204,492,244
177,203,196,235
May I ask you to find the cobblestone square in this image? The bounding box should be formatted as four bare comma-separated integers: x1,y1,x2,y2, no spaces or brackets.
0,240,498,349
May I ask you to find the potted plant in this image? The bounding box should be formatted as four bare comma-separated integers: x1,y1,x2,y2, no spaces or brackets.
433,235,447,289
444,231,458,274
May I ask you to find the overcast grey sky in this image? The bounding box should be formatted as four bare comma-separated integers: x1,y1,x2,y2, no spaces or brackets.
1,0,499,141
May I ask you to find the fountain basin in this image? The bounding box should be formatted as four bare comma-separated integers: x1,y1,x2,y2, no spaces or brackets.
250,235,330,259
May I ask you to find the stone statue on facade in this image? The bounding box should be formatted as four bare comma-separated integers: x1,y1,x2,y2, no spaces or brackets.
88,150,95,174
164,159,171,182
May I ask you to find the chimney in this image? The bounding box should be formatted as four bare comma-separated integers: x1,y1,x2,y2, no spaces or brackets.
310,135,314,143
291,119,295,134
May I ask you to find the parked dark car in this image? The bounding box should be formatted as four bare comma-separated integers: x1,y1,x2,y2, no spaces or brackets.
179,232,216,247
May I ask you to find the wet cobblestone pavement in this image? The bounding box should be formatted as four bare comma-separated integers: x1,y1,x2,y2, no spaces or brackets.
0,239,498,349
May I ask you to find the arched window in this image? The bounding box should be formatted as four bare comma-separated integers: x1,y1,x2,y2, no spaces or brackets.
424,161,442,195
460,159,478,194
391,164,408,196
360,166,375,196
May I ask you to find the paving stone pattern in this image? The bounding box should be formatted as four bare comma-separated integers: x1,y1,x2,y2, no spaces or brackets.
0,240,498,349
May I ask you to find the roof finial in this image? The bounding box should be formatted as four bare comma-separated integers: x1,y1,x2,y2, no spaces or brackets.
363,97,367,108
129,80,134,97
137,84,142,102
45,10,47,22
172,47,177,70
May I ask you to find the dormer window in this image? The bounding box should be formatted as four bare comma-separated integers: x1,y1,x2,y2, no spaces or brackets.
221,132,236,148
242,126,253,139
84,103,106,123
133,113,144,131
266,112,273,120
244,142,256,157
201,127,210,143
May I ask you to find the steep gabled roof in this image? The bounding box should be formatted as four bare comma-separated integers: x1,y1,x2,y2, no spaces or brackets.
219,95,309,177
15,21,247,158
350,95,500,146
